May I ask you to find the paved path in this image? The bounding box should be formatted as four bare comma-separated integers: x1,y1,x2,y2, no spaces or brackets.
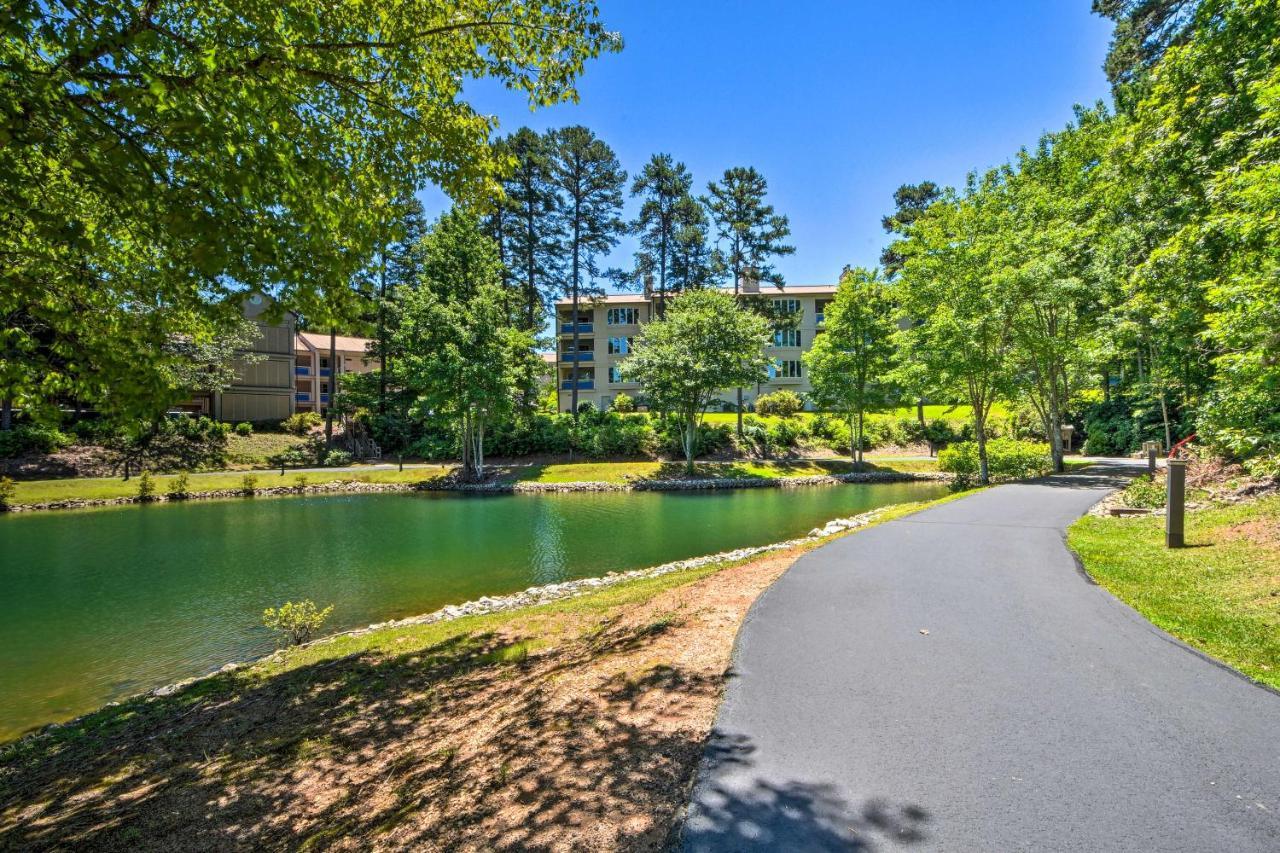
681,460,1280,852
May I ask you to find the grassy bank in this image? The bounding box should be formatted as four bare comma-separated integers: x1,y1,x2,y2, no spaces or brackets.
7,457,938,506
8,465,450,506
0,491,962,850
1069,496,1280,690
493,456,939,484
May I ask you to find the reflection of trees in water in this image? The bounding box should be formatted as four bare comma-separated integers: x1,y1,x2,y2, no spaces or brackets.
530,498,568,585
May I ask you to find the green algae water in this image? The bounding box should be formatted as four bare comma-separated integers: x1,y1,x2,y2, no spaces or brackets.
0,481,945,741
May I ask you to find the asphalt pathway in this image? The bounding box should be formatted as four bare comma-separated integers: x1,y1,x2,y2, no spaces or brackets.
681,460,1280,852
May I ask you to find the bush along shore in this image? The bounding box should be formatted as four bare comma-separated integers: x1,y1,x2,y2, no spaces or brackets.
40,505,900,735
1,468,951,513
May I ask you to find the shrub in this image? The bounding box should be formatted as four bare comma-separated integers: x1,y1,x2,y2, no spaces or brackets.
741,416,773,457
1120,474,1165,508
136,471,155,500
584,413,656,458
611,393,636,413
269,447,312,473
808,412,839,442
262,600,334,647
281,411,323,435
0,476,15,509
755,390,803,418
939,439,1053,489
167,471,191,498
654,414,733,459
768,418,805,449
294,474,309,489
234,421,253,436
0,425,74,458
576,401,596,416
323,449,353,467
240,474,258,495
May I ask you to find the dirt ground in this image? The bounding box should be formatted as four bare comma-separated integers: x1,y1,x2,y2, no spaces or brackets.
0,550,802,852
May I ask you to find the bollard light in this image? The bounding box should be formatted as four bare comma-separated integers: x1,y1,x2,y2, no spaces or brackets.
1166,459,1187,548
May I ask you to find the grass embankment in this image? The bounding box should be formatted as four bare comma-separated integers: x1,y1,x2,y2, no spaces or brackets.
0,491,961,851
495,457,939,484
9,466,449,506
1069,495,1280,690
224,432,309,468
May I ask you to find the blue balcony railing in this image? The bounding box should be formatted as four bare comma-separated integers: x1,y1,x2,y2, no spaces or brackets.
319,368,332,377
560,380,594,390
815,313,825,327
296,392,311,403
295,365,311,376
559,322,593,335
560,351,593,362
319,393,330,404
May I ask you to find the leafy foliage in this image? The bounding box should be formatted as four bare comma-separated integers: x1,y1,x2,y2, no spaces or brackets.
3,1,619,427
622,290,770,471
938,439,1053,489
262,600,335,647
753,391,803,418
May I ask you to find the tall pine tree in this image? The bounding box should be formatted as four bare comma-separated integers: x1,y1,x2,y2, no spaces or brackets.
703,166,793,435
630,154,694,315
547,126,627,420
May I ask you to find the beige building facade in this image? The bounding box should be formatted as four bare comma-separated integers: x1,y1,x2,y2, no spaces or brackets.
554,284,837,413
293,332,378,415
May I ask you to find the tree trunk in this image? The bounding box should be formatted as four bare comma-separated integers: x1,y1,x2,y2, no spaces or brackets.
916,397,932,456
0,398,11,431
1048,394,1065,474
684,411,698,475
570,202,581,423
324,327,337,452
377,246,387,417
848,413,857,470
733,262,743,440
856,408,865,466
975,414,990,486
1160,393,1172,452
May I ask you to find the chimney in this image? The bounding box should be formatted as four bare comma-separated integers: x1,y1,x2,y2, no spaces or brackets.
741,268,760,294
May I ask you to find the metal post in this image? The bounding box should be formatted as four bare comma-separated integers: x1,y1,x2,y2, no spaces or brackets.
1146,442,1157,475
1166,459,1186,548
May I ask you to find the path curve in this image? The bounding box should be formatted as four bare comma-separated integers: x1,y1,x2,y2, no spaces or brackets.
681,460,1280,852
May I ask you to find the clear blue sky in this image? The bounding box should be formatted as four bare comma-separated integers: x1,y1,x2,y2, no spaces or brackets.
422,0,1114,286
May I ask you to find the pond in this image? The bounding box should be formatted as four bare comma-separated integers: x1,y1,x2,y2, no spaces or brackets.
0,480,947,741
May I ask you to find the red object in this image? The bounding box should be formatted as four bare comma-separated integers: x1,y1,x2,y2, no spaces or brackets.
1168,434,1197,460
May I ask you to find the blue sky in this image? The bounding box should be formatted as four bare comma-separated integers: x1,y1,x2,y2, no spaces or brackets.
422,1,1114,286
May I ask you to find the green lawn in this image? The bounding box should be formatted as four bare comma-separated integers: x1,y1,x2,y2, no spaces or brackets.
225,432,309,468
9,465,450,505
494,457,938,484
1068,496,1280,690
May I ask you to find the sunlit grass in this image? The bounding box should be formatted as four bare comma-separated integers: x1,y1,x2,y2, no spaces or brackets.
10,466,450,505
1068,495,1280,689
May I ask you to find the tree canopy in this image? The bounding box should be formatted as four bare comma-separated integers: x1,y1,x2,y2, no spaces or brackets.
3,0,617,425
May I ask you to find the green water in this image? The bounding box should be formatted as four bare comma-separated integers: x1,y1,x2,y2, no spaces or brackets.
0,481,945,741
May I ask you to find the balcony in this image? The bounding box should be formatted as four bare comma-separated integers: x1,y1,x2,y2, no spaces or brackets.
319,393,331,404
815,313,825,327
559,322,593,335
318,368,332,377
296,392,311,403
295,365,311,376
560,380,594,390
559,351,594,362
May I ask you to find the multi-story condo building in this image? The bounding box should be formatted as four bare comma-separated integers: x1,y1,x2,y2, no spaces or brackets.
554,282,837,413
293,332,378,415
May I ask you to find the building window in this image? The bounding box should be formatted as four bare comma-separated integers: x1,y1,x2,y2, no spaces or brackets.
772,299,801,318
609,366,624,383
319,357,329,368
607,307,640,325
608,336,632,355
773,329,802,347
768,359,802,379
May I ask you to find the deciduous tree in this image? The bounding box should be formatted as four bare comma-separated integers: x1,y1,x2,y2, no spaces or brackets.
622,290,769,473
